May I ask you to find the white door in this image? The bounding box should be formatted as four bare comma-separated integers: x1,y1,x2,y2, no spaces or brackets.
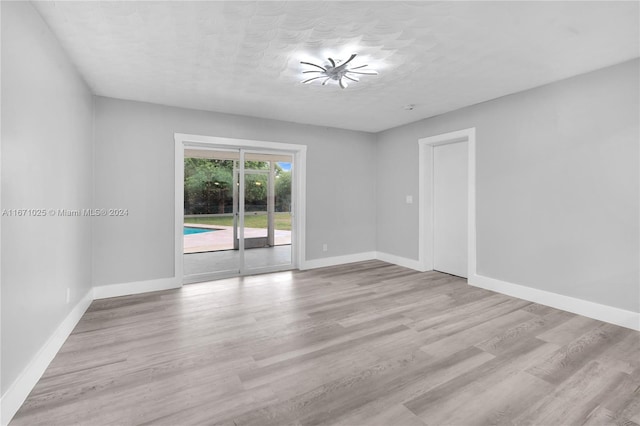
433,141,468,278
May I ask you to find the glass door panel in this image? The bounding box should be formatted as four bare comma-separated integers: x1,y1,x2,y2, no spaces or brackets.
243,171,269,245
242,153,292,272
273,159,293,267
243,159,272,270
183,148,240,280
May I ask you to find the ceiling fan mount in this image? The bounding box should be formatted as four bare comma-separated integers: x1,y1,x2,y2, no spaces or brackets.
300,53,378,89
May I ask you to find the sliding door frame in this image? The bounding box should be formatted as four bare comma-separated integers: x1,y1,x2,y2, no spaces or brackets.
175,133,307,284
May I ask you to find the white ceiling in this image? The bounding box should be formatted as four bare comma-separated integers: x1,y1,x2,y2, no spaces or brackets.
33,1,639,133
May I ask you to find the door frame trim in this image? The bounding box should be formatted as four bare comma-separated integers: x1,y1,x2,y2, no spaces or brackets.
418,128,476,277
174,133,307,284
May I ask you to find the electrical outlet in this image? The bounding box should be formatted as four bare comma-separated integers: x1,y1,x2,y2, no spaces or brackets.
322,243,328,252
66,288,71,304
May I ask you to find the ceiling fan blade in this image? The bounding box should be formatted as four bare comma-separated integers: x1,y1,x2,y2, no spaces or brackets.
300,61,327,72
339,77,348,89
347,70,378,75
328,57,336,67
301,76,326,84
341,53,357,67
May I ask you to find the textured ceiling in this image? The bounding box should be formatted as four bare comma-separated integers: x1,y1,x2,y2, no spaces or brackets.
33,1,639,133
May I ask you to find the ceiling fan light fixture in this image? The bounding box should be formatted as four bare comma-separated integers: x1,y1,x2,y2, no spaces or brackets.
300,53,378,89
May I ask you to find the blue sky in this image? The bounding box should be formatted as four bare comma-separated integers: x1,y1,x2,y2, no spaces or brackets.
278,162,291,172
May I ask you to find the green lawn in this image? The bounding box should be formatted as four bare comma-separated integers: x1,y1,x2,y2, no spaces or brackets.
185,212,291,230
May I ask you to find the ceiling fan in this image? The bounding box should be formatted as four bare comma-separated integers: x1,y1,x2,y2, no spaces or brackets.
300,53,378,89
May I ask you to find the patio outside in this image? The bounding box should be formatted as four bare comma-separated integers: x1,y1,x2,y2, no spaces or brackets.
183,214,292,253
183,154,292,255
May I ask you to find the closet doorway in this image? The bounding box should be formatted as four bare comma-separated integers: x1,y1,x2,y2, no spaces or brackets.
417,128,476,278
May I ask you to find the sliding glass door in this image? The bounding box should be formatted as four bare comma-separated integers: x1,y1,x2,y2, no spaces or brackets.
182,147,293,283
242,154,293,271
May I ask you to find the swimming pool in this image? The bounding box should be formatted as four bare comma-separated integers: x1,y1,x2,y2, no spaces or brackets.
184,226,215,236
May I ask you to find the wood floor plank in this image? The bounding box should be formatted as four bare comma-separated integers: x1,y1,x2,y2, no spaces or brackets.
410,371,552,426
10,260,640,426
526,322,628,385
600,367,640,424
356,403,427,426
319,347,496,425
582,406,639,426
515,358,631,425
419,308,537,358
404,337,560,418
535,314,607,346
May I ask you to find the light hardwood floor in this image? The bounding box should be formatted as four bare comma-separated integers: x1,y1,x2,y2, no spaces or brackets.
11,260,640,425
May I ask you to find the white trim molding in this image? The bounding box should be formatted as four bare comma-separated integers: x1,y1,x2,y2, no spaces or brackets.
301,248,640,331
93,277,181,300
300,251,423,272
1,289,94,426
418,128,476,275
375,252,423,271
174,133,307,282
300,252,376,270
469,273,640,331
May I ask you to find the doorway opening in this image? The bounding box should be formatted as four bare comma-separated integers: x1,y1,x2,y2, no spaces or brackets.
175,134,306,284
418,128,476,278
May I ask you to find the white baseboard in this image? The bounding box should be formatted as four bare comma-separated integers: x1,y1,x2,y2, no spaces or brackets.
93,277,181,299
375,252,424,271
0,288,94,426
469,273,640,331
346,251,640,331
300,251,376,270
300,251,425,272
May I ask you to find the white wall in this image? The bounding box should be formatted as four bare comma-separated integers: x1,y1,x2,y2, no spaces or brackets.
93,97,376,287
376,59,639,313
1,1,94,396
